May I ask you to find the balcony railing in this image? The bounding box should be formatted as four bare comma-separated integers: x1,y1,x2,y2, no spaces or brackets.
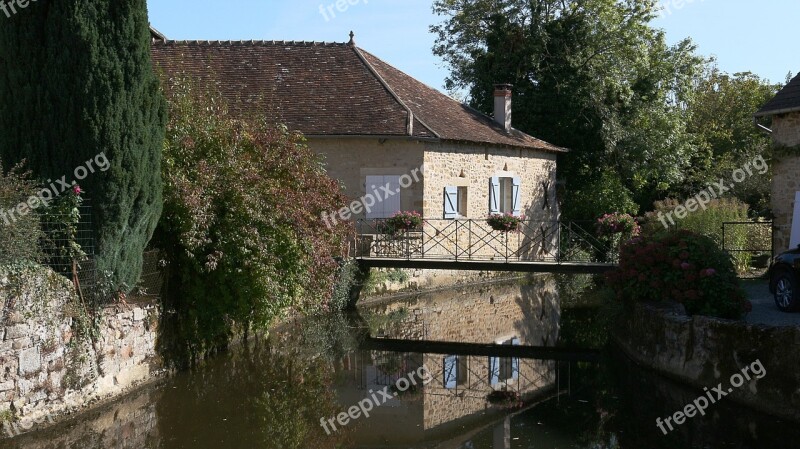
354,219,619,264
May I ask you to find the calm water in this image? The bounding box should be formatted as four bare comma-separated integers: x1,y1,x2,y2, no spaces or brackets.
5,275,799,449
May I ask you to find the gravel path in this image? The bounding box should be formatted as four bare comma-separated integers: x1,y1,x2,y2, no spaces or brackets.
742,279,800,327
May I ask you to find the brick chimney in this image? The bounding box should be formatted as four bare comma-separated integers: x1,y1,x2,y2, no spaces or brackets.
493,84,513,131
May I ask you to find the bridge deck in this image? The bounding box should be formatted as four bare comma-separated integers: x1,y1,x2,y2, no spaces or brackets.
357,257,615,274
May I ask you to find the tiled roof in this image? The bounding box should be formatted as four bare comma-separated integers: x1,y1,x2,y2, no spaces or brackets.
150,37,566,152
755,72,800,117
359,50,565,152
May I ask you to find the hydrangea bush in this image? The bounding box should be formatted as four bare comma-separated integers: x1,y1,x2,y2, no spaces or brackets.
384,211,422,235
605,230,750,319
596,212,640,237
486,213,524,232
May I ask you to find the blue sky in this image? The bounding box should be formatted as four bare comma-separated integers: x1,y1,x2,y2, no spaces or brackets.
147,0,798,93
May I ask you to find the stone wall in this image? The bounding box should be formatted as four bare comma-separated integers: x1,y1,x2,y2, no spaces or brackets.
309,137,559,223
0,264,161,438
770,112,800,253
614,301,800,422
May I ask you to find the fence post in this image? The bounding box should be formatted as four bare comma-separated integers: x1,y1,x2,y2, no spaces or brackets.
455,220,459,261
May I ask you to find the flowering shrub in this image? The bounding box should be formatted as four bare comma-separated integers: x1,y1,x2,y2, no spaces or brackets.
384,211,422,235
42,184,88,272
156,79,353,358
605,230,749,319
486,213,524,232
596,212,640,237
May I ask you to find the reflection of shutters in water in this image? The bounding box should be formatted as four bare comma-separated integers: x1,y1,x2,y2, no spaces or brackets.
444,355,468,389
489,338,521,384
489,356,500,385
444,355,457,389
365,175,402,219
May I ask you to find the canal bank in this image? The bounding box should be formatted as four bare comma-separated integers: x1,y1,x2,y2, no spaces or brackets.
613,297,800,423
4,276,799,448
0,265,164,438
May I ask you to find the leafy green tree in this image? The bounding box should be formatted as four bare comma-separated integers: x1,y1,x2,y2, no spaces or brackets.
683,67,778,215
0,1,167,290
431,0,705,220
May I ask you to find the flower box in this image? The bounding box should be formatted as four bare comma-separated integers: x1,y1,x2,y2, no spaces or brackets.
486,213,523,232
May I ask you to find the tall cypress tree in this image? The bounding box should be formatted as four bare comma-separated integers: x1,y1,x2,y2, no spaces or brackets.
0,1,167,290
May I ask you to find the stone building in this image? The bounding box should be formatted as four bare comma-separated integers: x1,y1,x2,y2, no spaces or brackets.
149,29,565,247
755,72,800,252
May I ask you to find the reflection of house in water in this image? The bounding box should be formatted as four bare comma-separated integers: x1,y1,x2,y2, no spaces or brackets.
335,276,559,446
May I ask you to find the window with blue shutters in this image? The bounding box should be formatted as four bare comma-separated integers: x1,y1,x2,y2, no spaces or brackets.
489,177,500,214
445,186,469,219
444,186,458,219
492,177,522,216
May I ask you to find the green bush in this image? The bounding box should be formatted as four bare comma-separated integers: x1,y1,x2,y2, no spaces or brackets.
155,80,352,360
606,230,749,319
0,162,43,265
328,259,362,312
642,198,750,272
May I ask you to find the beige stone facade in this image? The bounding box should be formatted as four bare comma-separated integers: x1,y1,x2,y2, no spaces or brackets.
309,137,425,222
422,142,558,221
309,137,558,221
770,113,800,252
309,137,560,260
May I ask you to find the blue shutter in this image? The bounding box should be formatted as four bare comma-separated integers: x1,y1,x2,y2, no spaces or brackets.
511,338,520,380
489,356,500,385
444,186,458,219
489,177,500,214
444,356,458,389
512,177,522,217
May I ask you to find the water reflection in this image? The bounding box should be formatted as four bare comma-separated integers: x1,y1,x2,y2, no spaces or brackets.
4,275,798,449
346,277,561,445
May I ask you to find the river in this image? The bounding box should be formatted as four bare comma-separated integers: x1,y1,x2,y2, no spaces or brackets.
4,274,798,448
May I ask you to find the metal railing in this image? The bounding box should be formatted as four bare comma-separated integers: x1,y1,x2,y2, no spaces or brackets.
721,220,773,278
355,219,619,264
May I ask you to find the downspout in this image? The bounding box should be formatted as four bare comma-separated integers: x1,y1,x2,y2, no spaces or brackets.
754,116,773,134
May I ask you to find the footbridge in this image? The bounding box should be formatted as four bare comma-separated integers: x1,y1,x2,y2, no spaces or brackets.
354,219,619,274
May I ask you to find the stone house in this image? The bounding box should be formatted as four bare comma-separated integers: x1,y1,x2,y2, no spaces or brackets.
755,72,800,252
149,30,565,232
150,29,569,262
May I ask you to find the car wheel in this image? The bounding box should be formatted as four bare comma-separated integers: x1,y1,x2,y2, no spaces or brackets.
773,269,798,312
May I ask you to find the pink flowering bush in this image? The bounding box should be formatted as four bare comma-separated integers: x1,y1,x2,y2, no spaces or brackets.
605,230,750,319
385,211,422,235
487,213,524,232
596,212,640,237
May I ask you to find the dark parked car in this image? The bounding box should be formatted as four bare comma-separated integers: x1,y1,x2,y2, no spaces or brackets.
769,245,800,312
